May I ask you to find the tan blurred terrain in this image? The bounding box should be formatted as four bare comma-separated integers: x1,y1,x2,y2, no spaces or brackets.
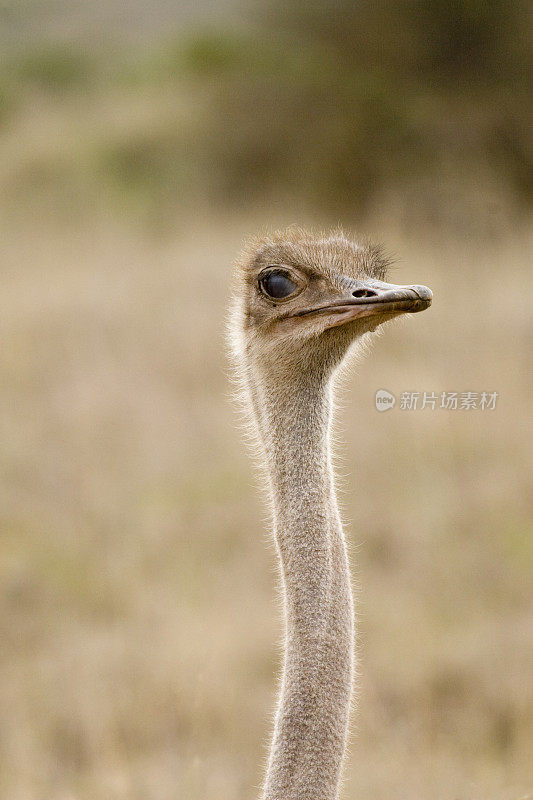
2,207,532,799
1,3,533,799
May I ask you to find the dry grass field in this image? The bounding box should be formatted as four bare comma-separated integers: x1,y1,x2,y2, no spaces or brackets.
1,202,532,799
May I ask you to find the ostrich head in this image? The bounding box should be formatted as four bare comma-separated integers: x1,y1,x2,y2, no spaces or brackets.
230,227,432,384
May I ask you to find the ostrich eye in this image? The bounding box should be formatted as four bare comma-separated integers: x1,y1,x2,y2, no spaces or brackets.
259,270,298,300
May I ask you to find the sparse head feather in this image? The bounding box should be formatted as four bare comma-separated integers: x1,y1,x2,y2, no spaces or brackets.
234,226,391,289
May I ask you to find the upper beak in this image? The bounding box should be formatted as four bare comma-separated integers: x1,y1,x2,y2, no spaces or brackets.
291,278,432,328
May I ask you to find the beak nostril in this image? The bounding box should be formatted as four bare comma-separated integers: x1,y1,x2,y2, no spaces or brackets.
353,289,378,298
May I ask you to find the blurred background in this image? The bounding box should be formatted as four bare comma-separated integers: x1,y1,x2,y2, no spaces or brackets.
1,1,532,798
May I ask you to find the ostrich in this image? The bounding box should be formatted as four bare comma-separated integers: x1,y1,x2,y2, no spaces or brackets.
228,228,432,800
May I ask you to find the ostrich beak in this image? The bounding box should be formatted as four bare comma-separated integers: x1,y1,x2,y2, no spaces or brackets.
291,278,432,329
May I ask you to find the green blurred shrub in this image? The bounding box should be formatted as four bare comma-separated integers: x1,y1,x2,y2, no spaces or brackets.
179,32,248,75
100,132,176,191
0,79,14,124
179,0,532,211
94,123,199,221
15,45,93,91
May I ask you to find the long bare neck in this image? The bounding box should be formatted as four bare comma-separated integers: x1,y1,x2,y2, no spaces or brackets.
249,367,354,800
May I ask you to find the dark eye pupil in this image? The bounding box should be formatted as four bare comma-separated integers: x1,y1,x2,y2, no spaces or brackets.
261,271,297,299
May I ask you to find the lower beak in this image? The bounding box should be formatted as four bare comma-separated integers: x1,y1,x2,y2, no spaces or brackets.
292,281,432,328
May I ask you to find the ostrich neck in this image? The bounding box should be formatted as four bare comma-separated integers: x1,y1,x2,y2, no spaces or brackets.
251,370,354,800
